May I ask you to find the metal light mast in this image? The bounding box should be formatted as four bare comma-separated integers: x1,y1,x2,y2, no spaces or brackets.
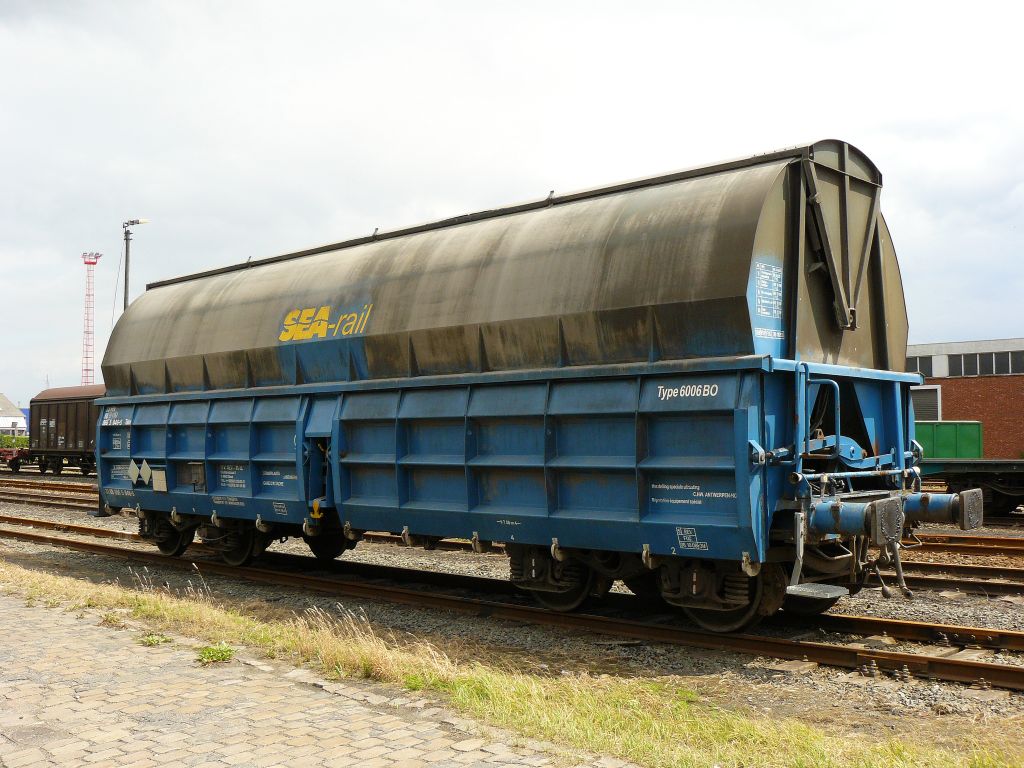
81,252,102,385
122,218,149,311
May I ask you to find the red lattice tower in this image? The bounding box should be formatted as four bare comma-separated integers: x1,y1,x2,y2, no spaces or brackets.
81,252,102,385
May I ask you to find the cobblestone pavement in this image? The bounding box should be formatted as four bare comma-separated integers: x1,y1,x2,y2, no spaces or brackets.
0,595,620,768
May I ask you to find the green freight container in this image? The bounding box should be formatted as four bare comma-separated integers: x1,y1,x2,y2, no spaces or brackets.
914,421,983,459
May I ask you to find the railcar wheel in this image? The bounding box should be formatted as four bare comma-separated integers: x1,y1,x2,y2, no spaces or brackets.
530,566,595,612
8,459,20,473
220,528,257,567
681,563,786,633
37,461,47,474
303,531,350,562
52,461,63,475
782,594,842,616
156,526,195,557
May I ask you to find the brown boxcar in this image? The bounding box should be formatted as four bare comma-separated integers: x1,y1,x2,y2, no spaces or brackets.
29,385,105,476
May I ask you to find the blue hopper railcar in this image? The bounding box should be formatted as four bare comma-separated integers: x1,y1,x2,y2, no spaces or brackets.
97,140,981,631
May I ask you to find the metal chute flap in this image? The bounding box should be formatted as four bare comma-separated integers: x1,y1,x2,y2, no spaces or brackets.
801,140,882,331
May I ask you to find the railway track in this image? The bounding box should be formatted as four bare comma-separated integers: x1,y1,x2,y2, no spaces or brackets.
0,489,98,513
3,512,1016,591
2,517,1024,691
0,477,97,494
9,486,1024,559
5,474,1024,593
0,514,140,543
0,466,93,479
898,572,1024,596
5,476,1024,556
4,486,1024,596
909,532,1024,556
901,559,1022,579
0,493,96,512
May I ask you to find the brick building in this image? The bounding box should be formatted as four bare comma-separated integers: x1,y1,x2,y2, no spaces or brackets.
907,338,1024,459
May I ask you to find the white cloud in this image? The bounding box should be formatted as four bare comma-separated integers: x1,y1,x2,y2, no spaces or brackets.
1,0,1022,404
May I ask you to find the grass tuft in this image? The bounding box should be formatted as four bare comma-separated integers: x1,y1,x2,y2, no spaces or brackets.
99,611,124,628
139,633,172,647
197,642,235,664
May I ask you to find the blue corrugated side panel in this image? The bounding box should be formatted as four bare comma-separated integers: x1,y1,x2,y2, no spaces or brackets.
97,360,773,561
328,370,761,558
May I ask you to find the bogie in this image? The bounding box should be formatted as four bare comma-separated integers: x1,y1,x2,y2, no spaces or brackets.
507,544,604,612
303,529,353,562
218,527,258,567
678,563,788,633
195,522,272,567
139,511,195,558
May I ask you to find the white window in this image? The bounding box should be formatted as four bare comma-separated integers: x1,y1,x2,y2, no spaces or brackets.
910,385,941,421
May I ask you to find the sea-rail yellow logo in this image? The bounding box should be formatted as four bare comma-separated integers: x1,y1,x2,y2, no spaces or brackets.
278,304,373,342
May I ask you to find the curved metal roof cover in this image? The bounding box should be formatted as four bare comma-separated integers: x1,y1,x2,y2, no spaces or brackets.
148,139,879,291
32,385,106,402
103,139,905,396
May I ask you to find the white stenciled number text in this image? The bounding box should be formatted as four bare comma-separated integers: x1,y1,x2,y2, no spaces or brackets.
657,383,719,401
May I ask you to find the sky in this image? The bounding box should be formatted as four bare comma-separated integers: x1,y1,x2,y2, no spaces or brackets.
1,0,1021,406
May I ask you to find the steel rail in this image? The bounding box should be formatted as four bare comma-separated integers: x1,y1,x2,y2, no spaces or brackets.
0,514,140,543
0,467,92,479
0,491,98,513
913,543,1024,556
900,559,1024,580
333,532,1024,562
3,525,1024,690
900,574,1024,596
372,532,1024,561
811,614,1024,652
0,489,96,503
913,533,1024,550
0,478,97,494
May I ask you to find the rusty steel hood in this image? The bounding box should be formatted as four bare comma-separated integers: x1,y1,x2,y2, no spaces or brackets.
102,139,908,395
